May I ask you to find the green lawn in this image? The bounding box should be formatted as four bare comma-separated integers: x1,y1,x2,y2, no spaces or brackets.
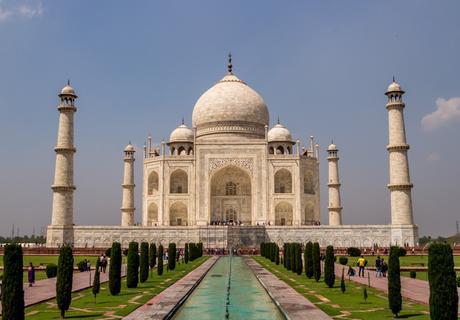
24,257,209,319
338,255,460,268
254,256,431,320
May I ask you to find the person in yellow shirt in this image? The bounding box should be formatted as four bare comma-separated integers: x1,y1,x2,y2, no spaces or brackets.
357,255,366,277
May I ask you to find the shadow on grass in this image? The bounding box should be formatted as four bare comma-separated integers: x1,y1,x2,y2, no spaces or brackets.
397,313,426,319
65,314,104,319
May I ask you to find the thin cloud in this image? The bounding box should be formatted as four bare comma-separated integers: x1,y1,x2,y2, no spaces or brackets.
421,97,460,131
427,152,440,162
0,0,43,22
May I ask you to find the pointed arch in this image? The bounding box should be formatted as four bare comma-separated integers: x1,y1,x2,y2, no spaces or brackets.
169,202,187,226
303,171,315,194
147,202,158,226
275,202,293,226
148,171,159,195
170,169,188,193
274,169,292,193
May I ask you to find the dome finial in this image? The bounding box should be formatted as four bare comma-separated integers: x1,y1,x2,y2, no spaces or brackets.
227,52,233,74
277,116,280,124
392,75,395,82
67,79,70,86
181,117,184,125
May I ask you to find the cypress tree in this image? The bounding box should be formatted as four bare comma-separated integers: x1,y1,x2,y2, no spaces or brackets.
149,243,157,274
184,243,189,264
126,242,139,288
305,241,313,279
168,243,176,270
296,244,302,275
388,246,402,317
286,244,291,270
428,242,458,320
283,243,286,267
198,243,203,257
56,245,74,319
92,260,100,303
324,245,335,288
109,242,122,295
157,245,164,275
140,242,149,283
1,243,24,320
312,242,321,282
340,268,346,293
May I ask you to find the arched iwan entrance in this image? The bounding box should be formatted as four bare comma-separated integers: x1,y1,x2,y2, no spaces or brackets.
210,166,251,224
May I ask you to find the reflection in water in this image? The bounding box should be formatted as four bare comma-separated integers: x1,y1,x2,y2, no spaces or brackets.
173,256,284,320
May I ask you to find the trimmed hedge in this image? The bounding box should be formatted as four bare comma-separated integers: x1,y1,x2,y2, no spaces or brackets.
388,246,402,317
168,243,176,271
109,242,121,295
305,241,313,279
324,245,335,288
347,247,361,257
126,242,139,288
149,243,157,271
184,243,189,264
46,263,58,278
56,245,74,319
312,242,321,282
428,242,458,320
140,242,149,283
158,245,164,276
1,243,24,320
339,257,348,266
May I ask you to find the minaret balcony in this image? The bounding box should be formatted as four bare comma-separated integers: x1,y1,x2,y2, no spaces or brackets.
387,183,413,190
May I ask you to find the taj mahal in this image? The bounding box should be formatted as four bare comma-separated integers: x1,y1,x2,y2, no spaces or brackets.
46,56,418,249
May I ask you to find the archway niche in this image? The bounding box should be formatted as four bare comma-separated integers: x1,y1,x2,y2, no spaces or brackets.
169,202,187,226
274,169,292,193
275,202,293,226
147,202,158,226
170,169,188,193
148,171,159,195
303,202,315,225
210,166,252,225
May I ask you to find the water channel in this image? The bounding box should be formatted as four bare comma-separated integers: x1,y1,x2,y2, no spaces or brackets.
173,256,285,320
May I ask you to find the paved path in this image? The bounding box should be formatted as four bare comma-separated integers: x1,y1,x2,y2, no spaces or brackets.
124,256,219,320
0,267,126,313
335,264,460,313
246,257,331,320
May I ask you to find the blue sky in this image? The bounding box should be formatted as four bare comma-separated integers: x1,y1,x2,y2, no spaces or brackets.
0,1,459,237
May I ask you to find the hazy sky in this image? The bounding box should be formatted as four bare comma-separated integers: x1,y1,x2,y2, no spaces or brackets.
0,1,459,237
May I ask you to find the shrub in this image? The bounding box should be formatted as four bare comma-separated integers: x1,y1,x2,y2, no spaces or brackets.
168,243,176,271
313,242,321,282
198,243,203,257
149,243,157,272
109,242,122,295
92,260,100,303
347,247,361,257
324,245,335,288
283,243,287,268
399,247,407,257
409,270,416,279
140,242,149,283
363,287,368,302
77,260,86,272
122,249,128,256
189,243,197,261
126,242,139,288
275,245,280,265
388,246,402,317
428,242,458,320
184,243,189,264
158,245,164,275
46,263,58,278
1,243,24,320
339,257,348,266
56,245,74,319
305,241,313,279
456,276,460,288
340,268,346,293
105,247,111,257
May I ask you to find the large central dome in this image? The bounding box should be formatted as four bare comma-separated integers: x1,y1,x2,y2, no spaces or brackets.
192,72,269,139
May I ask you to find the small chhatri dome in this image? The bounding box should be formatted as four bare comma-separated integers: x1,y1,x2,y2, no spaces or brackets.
124,142,135,152
386,77,404,93
268,123,292,142
169,123,194,142
59,80,77,96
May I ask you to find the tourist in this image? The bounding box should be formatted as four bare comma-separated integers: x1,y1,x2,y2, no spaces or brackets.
347,265,355,277
357,255,366,277
380,259,388,277
102,254,108,273
99,254,104,272
28,262,35,287
375,256,382,277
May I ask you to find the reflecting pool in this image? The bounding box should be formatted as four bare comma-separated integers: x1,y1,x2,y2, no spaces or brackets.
173,256,284,320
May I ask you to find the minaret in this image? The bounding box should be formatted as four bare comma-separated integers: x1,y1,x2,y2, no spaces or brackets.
327,142,342,225
121,143,136,226
385,79,414,225
49,82,77,245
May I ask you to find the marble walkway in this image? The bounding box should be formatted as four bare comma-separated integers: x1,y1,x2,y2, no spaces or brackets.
0,267,126,313
124,256,219,320
334,264,460,312
246,257,331,320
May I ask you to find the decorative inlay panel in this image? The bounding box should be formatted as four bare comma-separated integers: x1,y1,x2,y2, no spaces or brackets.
209,158,253,174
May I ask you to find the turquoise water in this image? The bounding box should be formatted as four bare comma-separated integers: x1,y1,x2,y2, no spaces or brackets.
173,256,285,320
